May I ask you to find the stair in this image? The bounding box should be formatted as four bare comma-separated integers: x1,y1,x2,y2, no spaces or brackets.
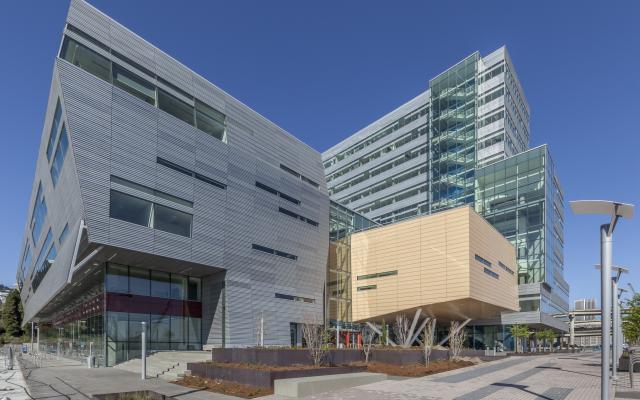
114,351,210,381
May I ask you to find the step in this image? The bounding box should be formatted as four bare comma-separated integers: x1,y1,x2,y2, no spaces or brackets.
274,372,387,398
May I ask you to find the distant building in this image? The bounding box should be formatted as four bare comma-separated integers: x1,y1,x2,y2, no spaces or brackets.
574,298,597,321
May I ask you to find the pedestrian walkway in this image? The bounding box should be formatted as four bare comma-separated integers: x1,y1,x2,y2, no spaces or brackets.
16,354,235,400
263,352,640,400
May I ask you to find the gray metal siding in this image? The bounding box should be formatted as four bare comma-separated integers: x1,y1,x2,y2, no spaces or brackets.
20,0,329,348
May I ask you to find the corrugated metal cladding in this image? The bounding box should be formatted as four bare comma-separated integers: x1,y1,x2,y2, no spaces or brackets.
19,0,329,347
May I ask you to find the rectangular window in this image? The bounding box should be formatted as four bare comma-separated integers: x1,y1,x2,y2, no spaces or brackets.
106,264,129,294
195,100,226,142
150,271,171,298
129,267,150,296
58,223,69,245
153,203,192,237
50,125,69,186
251,244,297,260
255,181,301,205
31,229,56,291
158,88,194,125
60,37,111,82
30,184,47,244
356,270,398,280
156,158,226,190
46,100,62,161
483,267,499,279
357,285,377,291
278,207,318,227
275,293,315,303
112,64,156,105
475,254,492,268
109,190,152,227
111,175,193,207
498,261,515,275
170,274,187,300
20,244,33,282
109,190,192,237
280,164,319,188
187,277,201,301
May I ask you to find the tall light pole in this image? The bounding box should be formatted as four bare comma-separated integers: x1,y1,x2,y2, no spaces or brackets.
571,200,634,400
596,264,628,380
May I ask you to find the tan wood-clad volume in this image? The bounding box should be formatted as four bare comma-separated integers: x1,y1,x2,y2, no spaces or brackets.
350,206,518,322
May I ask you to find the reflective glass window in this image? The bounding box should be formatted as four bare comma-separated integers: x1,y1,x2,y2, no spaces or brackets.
46,100,62,161
50,125,69,186
195,100,226,142
188,317,201,343
61,37,111,82
128,313,149,343
150,314,170,342
109,190,152,227
106,264,128,293
106,311,129,342
59,223,69,245
170,316,186,343
170,274,187,300
150,271,170,298
158,88,194,125
129,267,150,296
31,184,47,243
187,277,201,301
112,64,156,105
153,203,192,237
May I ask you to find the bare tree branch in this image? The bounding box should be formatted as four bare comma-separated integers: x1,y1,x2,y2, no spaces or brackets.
421,318,436,366
394,314,410,348
361,324,376,363
448,321,465,360
301,314,328,366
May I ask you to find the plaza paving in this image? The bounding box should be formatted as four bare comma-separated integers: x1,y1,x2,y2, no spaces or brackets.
263,352,638,400
3,351,640,400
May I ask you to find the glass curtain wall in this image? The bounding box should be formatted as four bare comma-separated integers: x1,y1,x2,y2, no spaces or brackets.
475,147,546,285
105,264,202,366
430,53,478,212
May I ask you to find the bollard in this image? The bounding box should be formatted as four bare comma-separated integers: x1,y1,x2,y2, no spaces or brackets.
7,347,13,370
141,321,146,380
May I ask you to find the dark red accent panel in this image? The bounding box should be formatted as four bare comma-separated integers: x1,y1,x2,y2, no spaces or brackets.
106,292,202,318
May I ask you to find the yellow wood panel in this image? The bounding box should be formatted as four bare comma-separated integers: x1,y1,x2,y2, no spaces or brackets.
350,206,518,322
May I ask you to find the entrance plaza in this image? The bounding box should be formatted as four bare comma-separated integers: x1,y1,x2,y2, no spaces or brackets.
1,352,637,400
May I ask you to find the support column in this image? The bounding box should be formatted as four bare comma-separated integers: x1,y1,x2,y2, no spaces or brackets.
569,314,575,347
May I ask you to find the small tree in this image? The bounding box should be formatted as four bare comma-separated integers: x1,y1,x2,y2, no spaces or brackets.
623,294,640,346
394,314,410,347
542,329,555,350
449,321,466,360
380,320,388,346
534,331,544,352
301,315,328,366
2,289,23,339
509,324,531,353
421,318,437,366
361,325,376,363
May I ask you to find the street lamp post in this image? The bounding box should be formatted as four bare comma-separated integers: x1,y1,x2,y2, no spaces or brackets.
571,200,634,400
596,264,629,380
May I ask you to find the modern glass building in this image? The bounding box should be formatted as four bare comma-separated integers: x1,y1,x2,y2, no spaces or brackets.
323,48,568,345
18,0,329,366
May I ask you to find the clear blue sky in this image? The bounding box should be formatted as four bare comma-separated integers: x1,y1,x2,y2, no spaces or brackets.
0,1,638,307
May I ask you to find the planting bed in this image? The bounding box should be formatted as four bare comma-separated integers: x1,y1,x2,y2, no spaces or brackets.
362,359,475,377
92,391,171,400
173,376,271,399
187,361,366,388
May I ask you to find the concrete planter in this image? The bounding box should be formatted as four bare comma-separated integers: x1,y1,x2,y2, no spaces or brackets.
187,363,366,388
619,356,640,372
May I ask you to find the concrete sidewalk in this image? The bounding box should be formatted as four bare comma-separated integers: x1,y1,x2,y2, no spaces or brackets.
17,355,236,400
262,352,639,399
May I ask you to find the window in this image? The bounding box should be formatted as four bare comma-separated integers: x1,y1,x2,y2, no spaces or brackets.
129,267,150,296
61,37,111,82
154,203,192,237
157,158,226,190
150,271,171,298
255,182,301,205
158,88,194,125
195,100,226,142
275,293,315,303
170,274,187,300
30,184,47,243
280,164,319,188
498,261,515,275
58,223,69,245
475,254,492,268
46,100,62,161
50,125,69,186
357,285,377,291
278,207,318,227
109,190,193,238
483,267,499,279
112,64,155,105
20,244,32,282
187,277,201,301
59,31,230,144
109,190,152,227
31,230,56,291
251,244,297,260
356,270,398,280
106,264,129,293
